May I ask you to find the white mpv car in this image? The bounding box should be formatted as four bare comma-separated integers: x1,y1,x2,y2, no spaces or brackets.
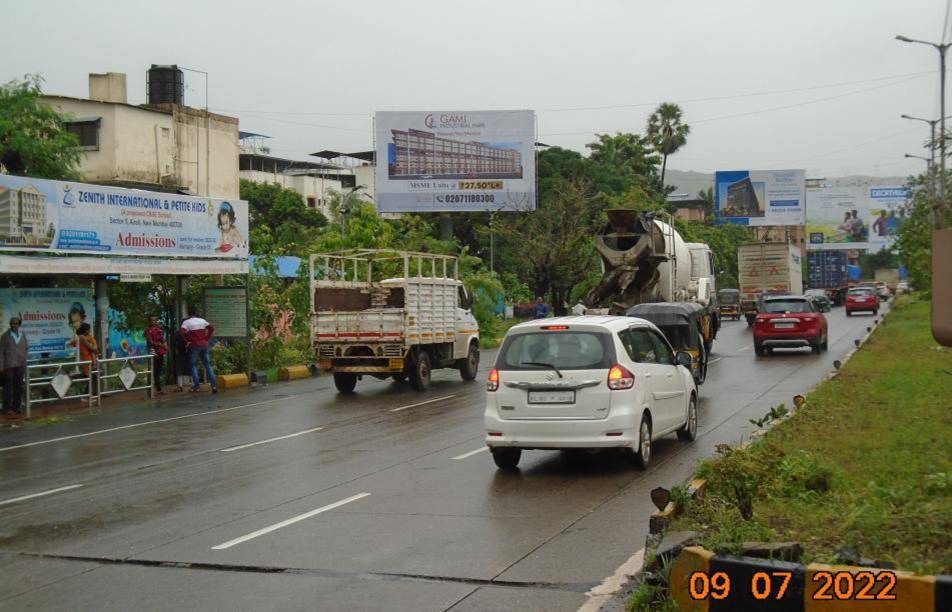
484,316,698,470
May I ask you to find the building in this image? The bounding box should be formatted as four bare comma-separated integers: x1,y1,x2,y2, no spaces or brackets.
388,129,522,179
667,193,709,223
41,69,239,199
0,184,51,246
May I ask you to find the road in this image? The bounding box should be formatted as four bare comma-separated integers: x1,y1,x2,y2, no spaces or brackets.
0,305,884,611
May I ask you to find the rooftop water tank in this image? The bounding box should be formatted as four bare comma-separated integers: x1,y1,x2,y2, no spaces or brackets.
147,64,184,105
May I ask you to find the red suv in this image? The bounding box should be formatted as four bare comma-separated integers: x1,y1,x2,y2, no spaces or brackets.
845,287,879,316
754,295,828,356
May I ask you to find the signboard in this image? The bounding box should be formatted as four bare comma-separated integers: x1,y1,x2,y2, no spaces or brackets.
715,169,806,226
0,288,94,358
0,174,248,258
120,273,152,283
204,287,247,338
805,186,909,251
0,254,248,276
375,110,536,212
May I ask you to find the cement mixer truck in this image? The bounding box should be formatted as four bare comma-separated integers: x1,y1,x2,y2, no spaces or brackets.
585,210,719,368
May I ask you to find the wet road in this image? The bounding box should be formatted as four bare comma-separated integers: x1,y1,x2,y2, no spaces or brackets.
0,305,884,611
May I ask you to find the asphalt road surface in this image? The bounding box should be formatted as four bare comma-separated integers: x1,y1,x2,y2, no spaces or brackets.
0,305,886,611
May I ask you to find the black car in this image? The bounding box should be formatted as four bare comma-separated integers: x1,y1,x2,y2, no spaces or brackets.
804,289,832,312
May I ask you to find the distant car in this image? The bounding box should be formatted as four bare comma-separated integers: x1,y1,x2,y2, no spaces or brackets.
484,316,697,471
804,289,832,312
845,287,879,316
873,282,891,301
896,280,910,293
753,295,828,356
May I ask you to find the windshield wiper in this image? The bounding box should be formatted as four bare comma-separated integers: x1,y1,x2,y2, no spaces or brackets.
522,361,563,378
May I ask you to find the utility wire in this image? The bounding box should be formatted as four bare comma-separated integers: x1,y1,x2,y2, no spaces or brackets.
213,70,931,118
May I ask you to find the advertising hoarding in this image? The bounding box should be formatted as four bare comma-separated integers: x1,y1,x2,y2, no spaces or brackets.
805,186,908,251
0,288,94,358
0,175,248,258
715,169,806,226
375,110,536,212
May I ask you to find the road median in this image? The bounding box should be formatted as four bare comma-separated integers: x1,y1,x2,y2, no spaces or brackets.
628,295,952,610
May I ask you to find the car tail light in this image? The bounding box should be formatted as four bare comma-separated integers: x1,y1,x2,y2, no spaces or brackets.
541,325,569,331
607,364,635,390
487,368,499,392
802,316,816,323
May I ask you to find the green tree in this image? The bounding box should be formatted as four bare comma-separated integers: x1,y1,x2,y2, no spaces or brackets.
493,180,606,314
697,186,715,219
896,180,932,295
585,132,663,196
0,75,81,180
240,179,327,255
646,102,690,189
676,219,754,289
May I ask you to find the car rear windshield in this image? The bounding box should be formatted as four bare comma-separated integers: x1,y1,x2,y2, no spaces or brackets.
763,299,811,313
497,331,615,370
848,289,873,295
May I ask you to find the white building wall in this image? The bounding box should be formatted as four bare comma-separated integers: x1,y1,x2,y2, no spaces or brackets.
239,170,342,219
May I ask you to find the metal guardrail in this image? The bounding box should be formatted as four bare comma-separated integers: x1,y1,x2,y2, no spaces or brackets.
97,355,154,399
24,360,97,418
22,354,154,418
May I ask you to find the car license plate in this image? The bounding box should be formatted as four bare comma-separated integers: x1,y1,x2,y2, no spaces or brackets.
528,390,575,404
774,322,794,329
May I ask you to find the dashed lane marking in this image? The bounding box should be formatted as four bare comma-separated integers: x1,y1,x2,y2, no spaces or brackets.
211,492,371,550
389,394,457,412
452,446,489,460
0,484,83,506
220,427,325,453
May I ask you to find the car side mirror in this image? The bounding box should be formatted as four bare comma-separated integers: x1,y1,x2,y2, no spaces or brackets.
675,351,693,367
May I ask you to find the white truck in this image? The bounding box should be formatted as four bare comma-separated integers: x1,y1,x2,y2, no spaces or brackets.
737,242,803,325
309,249,481,393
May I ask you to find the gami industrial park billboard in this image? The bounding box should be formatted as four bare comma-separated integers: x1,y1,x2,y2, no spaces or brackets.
0,175,249,258
375,110,536,212
715,169,806,226
805,186,909,252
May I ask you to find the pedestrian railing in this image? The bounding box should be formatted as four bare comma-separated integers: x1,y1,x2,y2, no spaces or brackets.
97,355,154,399
22,354,154,418
24,359,97,418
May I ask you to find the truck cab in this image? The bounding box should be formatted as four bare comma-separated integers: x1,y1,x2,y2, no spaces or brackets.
310,250,480,393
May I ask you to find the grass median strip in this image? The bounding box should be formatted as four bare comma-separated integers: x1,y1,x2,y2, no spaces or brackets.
664,296,951,575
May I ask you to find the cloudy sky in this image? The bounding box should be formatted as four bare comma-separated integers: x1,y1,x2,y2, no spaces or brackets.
3,0,948,178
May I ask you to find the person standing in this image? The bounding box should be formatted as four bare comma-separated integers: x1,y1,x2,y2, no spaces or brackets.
145,315,168,395
532,296,550,319
0,317,28,416
179,307,217,394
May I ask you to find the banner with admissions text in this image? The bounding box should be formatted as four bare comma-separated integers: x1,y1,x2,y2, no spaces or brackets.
0,175,248,258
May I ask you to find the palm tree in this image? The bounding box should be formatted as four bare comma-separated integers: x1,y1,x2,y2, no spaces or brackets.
697,186,715,219
646,102,690,189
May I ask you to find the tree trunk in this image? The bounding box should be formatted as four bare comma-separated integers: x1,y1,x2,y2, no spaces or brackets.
660,153,668,190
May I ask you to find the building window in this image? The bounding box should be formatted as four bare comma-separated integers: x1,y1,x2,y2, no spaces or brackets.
65,120,100,149
307,197,317,209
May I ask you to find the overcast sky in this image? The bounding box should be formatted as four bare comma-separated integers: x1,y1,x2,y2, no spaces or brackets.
3,0,948,179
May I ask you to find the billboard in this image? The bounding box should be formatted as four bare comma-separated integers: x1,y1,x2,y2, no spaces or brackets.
715,169,806,226
0,288,94,358
805,186,909,251
375,110,536,212
0,175,248,258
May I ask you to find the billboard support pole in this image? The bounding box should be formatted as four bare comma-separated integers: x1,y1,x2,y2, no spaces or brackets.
94,277,109,363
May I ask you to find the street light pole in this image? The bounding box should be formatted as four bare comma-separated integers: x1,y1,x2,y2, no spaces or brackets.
896,35,951,207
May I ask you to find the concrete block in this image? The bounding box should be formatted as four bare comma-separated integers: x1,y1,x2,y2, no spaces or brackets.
218,373,249,389
278,365,310,381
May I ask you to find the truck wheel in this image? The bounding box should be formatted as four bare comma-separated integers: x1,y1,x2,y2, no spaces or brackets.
410,350,431,391
333,372,357,393
460,342,479,381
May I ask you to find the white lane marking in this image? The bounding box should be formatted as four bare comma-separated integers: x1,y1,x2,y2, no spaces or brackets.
220,427,325,453
737,345,751,352
452,446,489,460
708,357,722,365
0,484,83,507
0,396,295,453
389,394,457,412
212,492,371,550
579,546,646,611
